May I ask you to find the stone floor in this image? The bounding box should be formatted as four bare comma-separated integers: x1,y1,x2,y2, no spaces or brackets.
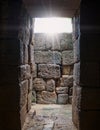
22,104,77,130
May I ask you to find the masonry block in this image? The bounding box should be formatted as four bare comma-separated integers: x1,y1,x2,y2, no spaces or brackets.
62,65,73,75
33,78,46,91
57,94,68,104
37,91,57,104
72,85,81,128
73,62,80,85
73,38,80,62
20,80,28,108
19,64,31,81
34,51,61,64
38,64,61,78
62,50,74,65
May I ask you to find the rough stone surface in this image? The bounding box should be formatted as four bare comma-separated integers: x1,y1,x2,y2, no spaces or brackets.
38,64,60,79
56,87,68,94
57,94,68,104
46,79,55,92
23,104,77,130
33,33,73,104
37,91,57,104
20,80,28,108
34,51,61,64
62,50,74,65
20,64,31,81
33,78,46,91
32,64,37,78
62,65,73,75
60,75,73,87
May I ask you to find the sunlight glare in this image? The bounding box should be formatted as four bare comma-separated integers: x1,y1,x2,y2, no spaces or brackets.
34,17,72,34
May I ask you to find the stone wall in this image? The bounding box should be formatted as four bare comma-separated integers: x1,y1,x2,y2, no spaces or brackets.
32,33,74,104
72,1,100,130
0,1,33,129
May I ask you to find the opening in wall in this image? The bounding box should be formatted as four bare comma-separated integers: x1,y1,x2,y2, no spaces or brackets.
34,17,72,34
32,17,74,104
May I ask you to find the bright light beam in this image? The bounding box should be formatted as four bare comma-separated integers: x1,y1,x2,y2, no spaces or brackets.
34,17,72,34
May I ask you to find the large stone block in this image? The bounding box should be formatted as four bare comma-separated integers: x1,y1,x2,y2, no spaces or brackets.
62,65,73,75
73,62,80,85
73,38,80,62
56,87,68,94
20,44,28,64
27,92,32,111
46,79,55,92
33,78,45,91
60,34,73,51
36,91,57,104
34,34,52,51
62,50,74,65
57,94,68,104
28,44,34,64
31,64,37,78
20,64,31,81
60,75,73,87
38,64,61,78
72,86,81,128
20,80,28,108
34,33,73,51
34,51,61,64
72,16,80,41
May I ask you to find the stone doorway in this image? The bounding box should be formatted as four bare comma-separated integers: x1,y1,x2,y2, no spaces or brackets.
31,18,74,105
22,18,75,130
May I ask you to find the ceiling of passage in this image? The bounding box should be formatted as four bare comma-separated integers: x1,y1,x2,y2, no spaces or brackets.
23,0,80,17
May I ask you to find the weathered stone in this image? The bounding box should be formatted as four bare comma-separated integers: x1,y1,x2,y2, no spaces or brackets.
46,79,55,92
20,44,29,64
38,64,60,79
27,92,32,111
62,65,73,75
73,38,80,62
37,91,57,104
34,33,72,51
34,34,52,51
62,50,74,65
73,62,80,85
60,34,73,51
57,94,68,104
20,64,31,81
60,75,73,87
28,44,34,64
20,80,28,108
31,64,37,78
34,51,61,64
33,78,45,91
72,86,81,128
56,87,68,94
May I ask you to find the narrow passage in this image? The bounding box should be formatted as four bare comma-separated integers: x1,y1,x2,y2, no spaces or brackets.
23,104,77,130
